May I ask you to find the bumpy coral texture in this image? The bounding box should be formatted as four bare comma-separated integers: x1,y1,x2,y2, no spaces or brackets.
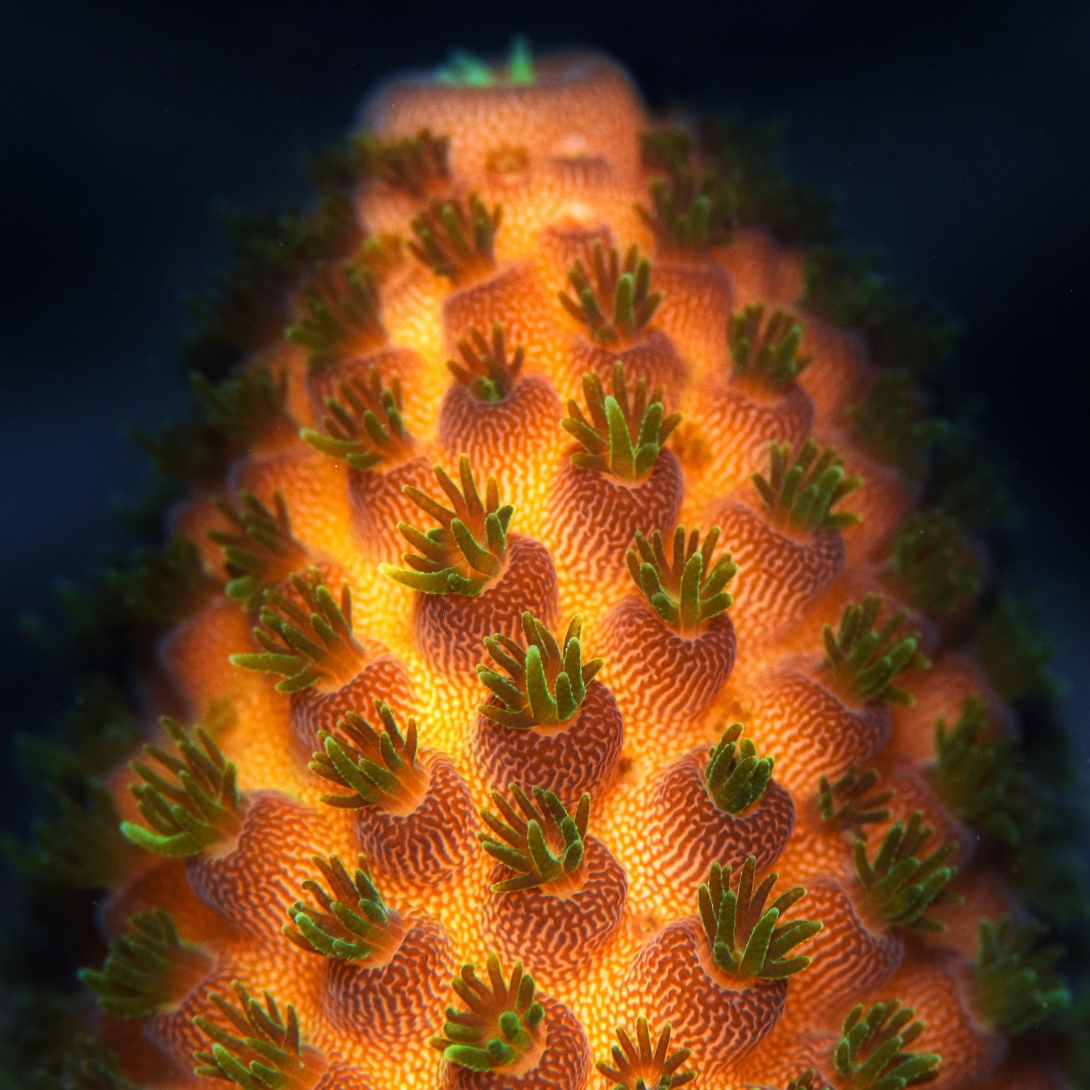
93,53,1057,1090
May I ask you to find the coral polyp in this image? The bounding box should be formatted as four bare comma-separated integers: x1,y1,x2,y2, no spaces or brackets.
10,43,1086,1090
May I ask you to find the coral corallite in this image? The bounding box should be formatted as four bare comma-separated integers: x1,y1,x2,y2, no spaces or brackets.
57,47,1077,1090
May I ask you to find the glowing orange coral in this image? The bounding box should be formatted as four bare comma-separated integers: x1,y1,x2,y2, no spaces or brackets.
65,45,1072,1090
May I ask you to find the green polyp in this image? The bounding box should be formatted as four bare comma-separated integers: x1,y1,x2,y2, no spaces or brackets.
477,612,604,729
437,51,496,87
286,256,387,371
120,715,242,859
79,908,212,1018
833,1000,941,1090
558,242,663,343
975,594,1060,703
300,365,414,471
193,982,314,1090
852,810,961,931
447,323,525,402
821,593,930,705
408,193,501,283
562,360,681,481
972,915,1070,1033
191,364,290,443
308,699,426,812
381,455,512,598
817,767,894,838
508,36,534,85
931,697,1022,845
103,535,213,627
751,438,862,535
209,491,307,612
888,511,981,616
429,955,546,1073
283,852,400,963
230,567,366,693
704,722,774,815
698,858,821,980
356,129,449,195
729,304,811,389
477,783,590,893
625,525,736,634
594,1018,696,1090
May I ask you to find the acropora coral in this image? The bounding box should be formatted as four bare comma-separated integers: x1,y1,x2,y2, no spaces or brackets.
7,41,1087,1090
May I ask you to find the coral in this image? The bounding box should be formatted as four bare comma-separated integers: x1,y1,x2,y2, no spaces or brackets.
9,45,1081,1090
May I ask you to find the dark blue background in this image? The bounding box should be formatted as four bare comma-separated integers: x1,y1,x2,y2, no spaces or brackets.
1,0,1088,835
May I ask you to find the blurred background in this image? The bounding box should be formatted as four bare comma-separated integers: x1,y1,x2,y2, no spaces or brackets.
0,0,1088,842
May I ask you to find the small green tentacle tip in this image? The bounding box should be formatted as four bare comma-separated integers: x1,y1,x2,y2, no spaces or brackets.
79,908,213,1018
626,525,737,634
817,767,895,839
562,359,681,480
448,323,525,403
822,594,931,705
751,438,862,534
309,699,427,811
704,722,774,815
408,192,501,284
193,981,319,1089
120,716,242,859
209,491,308,612
559,242,663,343
783,1070,815,1090
698,857,822,980
478,783,591,893
833,1000,941,1090
300,365,415,471
381,454,513,597
436,39,532,88
972,915,1071,1033
283,852,402,963
477,611,604,729
931,697,1022,846
729,304,812,390
429,955,546,1073
595,1017,695,1089
852,811,962,932
230,566,366,692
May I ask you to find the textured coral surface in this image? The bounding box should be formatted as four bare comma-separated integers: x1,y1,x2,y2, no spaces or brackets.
75,50,1070,1090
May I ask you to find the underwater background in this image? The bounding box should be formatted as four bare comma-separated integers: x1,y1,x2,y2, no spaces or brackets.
0,0,1087,961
